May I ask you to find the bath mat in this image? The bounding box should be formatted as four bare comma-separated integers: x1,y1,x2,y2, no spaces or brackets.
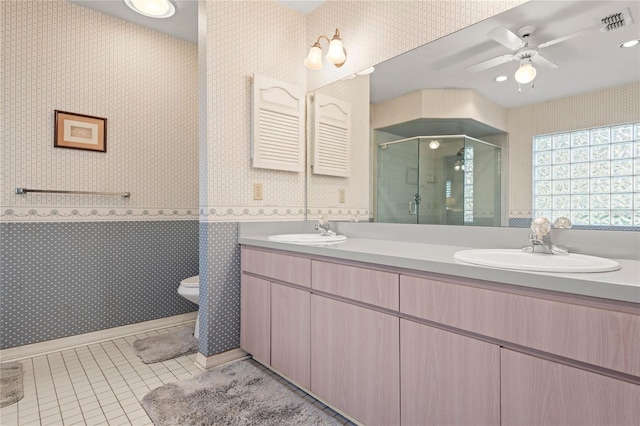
133,326,198,364
141,360,339,425
0,362,24,408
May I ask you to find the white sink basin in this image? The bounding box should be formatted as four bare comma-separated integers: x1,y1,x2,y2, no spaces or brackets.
454,249,620,273
268,233,347,245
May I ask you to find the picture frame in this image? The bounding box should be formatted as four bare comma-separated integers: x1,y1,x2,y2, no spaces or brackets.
54,110,107,152
405,167,418,185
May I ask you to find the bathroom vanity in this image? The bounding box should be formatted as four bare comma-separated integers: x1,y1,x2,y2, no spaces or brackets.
239,231,639,425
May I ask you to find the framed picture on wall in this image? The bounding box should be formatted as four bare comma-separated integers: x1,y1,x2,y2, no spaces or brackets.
54,110,107,152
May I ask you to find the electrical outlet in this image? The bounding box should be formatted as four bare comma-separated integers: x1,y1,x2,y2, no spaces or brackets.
339,188,346,203
253,183,263,200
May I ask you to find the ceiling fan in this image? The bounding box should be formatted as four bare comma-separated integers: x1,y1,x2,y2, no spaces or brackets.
465,8,634,78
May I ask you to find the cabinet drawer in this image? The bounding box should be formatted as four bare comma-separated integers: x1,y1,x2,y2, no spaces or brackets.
400,275,640,377
241,247,311,287
312,260,399,310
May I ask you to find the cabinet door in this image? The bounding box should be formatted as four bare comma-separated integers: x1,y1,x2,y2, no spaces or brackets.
501,349,640,425
271,283,310,389
240,274,270,365
311,295,400,426
400,319,500,425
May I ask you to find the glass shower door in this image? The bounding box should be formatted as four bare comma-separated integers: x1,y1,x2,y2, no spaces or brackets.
376,139,420,223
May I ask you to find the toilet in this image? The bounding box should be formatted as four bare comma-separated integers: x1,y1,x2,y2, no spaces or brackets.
177,275,200,339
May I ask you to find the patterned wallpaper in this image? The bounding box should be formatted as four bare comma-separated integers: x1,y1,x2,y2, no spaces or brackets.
1,0,198,222
0,221,199,349
200,0,526,222
200,0,307,222
507,82,640,217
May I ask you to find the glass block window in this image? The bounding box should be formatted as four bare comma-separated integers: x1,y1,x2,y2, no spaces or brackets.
533,122,640,228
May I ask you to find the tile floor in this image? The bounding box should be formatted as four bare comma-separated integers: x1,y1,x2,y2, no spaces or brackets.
0,323,355,426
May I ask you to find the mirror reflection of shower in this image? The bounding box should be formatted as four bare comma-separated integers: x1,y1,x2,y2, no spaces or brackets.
375,135,501,225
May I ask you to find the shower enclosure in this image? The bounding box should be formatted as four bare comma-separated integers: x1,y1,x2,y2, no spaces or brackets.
376,135,501,226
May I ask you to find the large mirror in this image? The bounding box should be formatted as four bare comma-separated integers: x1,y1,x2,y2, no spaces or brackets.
306,0,640,229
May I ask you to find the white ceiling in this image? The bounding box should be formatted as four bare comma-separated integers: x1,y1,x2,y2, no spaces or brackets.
69,0,325,44
370,0,640,108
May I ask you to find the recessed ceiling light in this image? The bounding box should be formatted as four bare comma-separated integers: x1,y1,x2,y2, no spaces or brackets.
124,0,175,18
619,39,639,48
495,75,508,82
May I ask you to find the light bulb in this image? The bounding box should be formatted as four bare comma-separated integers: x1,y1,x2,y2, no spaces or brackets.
515,62,536,84
304,45,323,70
326,38,346,65
429,140,440,150
124,0,175,18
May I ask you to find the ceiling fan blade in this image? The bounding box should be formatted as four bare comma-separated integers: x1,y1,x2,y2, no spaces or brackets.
538,23,603,49
487,26,526,50
531,55,559,69
465,54,515,73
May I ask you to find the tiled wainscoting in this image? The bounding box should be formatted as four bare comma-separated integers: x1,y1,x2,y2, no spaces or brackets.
0,221,199,349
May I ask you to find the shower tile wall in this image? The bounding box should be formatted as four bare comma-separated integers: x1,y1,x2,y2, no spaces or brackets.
2,1,199,350
0,221,199,349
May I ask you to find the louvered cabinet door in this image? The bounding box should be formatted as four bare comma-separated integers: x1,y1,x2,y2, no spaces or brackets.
311,92,351,177
251,74,304,172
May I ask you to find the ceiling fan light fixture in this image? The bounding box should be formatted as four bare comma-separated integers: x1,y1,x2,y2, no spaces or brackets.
124,0,175,18
515,61,536,84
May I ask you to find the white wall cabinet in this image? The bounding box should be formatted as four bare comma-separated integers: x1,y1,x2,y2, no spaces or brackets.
240,246,639,426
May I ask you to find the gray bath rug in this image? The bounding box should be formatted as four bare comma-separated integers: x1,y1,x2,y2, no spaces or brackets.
141,360,339,425
0,362,24,408
133,326,198,364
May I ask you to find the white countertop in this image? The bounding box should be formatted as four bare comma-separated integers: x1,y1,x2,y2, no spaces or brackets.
239,235,640,304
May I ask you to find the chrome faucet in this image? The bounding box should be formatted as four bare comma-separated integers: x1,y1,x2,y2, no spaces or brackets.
314,216,336,236
522,217,571,255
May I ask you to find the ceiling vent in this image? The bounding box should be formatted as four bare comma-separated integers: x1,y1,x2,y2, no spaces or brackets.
600,8,633,32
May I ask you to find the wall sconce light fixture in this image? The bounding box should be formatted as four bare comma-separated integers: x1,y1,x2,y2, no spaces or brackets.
304,29,347,70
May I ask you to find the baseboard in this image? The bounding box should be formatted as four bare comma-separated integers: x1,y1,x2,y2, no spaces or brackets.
0,312,197,362
195,348,249,370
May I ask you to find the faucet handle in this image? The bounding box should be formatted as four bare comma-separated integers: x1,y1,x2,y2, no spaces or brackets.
553,216,572,229
530,217,551,236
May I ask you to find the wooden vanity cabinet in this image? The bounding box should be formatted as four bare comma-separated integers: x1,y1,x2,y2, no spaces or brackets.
311,295,400,426
501,349,640,425
240,274,270,365
271,283,310,389
400,319,500,426
241,246,640,426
